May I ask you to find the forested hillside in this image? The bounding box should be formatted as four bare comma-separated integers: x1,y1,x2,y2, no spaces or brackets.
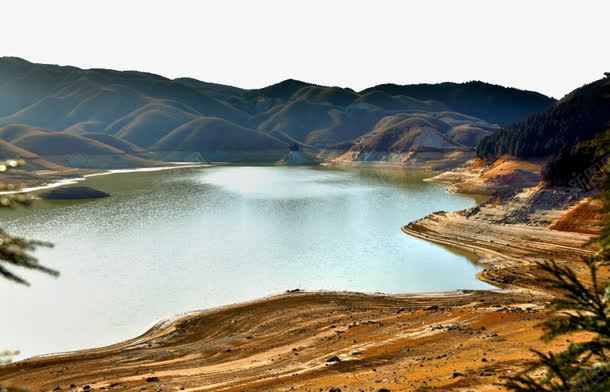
360,81,555,126
477,77,610,185
478,77,610,159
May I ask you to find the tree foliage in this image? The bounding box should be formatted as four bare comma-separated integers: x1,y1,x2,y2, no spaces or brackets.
505,135,610,391
477,77,610,186
505,257,610,391
478,78,609,159
0,159,57,285
1,160,58,392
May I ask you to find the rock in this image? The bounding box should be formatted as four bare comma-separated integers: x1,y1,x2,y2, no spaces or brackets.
40,186,110,200
328,388,342,392
378,389,391,392
482,357,488,362
83,386,91,391
451,371,463,378
325,355,342,363
146,377,160,383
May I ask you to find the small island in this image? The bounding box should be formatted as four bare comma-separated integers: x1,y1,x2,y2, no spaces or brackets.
39,186,110,200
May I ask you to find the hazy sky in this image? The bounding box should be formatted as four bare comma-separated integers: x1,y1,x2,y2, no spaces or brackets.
1,0,608,98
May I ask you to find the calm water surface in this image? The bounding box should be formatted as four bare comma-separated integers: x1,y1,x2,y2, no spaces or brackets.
0,165,490,359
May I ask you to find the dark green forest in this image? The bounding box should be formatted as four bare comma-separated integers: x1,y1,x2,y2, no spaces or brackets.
477,77,610,185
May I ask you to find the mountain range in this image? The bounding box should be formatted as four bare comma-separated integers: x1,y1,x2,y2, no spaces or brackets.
0,57,555,168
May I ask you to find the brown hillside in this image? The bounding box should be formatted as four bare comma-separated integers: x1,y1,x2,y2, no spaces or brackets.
109,102,198,147
153,117,286,152
447,125,492,147
12,132,123,155
357,114,460,152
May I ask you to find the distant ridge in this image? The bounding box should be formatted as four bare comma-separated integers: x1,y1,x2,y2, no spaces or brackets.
0,57,556,166
360,81,555,126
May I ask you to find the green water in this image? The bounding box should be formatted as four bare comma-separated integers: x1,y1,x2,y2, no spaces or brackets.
0,165,490,359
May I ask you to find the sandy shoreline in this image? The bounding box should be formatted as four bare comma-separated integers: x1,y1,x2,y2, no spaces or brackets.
0,164,210,195
0,164,604,391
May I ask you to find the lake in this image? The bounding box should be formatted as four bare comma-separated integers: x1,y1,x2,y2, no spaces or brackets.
0,165,490,360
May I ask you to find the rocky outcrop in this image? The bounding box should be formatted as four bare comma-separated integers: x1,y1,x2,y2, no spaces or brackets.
426,157,543,195
403,186,602,291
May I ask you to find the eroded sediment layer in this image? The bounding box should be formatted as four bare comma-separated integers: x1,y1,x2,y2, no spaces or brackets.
0,290,566,392
403,211,595,290
403,184,604,291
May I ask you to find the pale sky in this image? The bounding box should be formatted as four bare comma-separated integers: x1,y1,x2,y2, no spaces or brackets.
0,0,608,99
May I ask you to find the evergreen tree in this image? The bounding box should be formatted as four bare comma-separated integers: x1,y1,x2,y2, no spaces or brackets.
505,134,610,392
0,159,56,391
0,159,57,285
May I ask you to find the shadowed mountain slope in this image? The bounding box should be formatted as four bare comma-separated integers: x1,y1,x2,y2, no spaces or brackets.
447,125,492,147
478,77,610,159
173,78,245,101
153,117,287,152
0,140,66,170
477,76,610,186
0,57,247,131
361,81,555,126
288,85,358,107
82,133,146,155
0,124,50,141
12,132,123,156
0,139,38,160
355,91,448,112
356,114,460,152
107,102,198,147
0,57,557,164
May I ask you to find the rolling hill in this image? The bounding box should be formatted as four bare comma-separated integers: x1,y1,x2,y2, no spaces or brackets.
152,117,287,162
288,85,358,107
81,133,146,155
0,140,66,170
351,114,459,152
447,125,492,147
12,132,122,155
0,124,167,169
0,57,247,131
0,124,50,141
0,57,558,166
107,102,198,147
331,110,501,168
